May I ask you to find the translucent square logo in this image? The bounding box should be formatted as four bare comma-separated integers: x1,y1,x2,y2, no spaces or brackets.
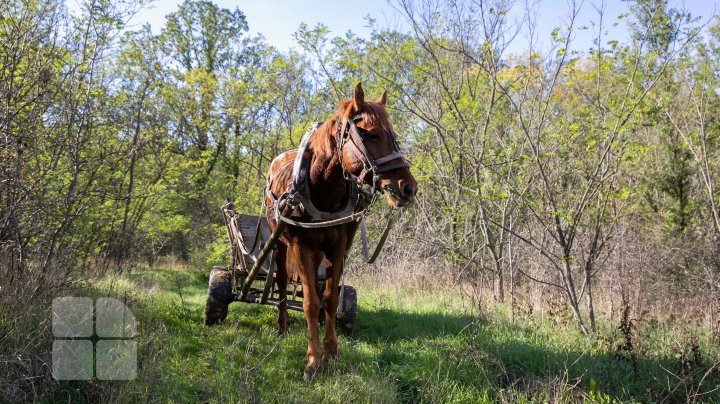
52,297,137,381
52,340,93,380
52,297,93,338
96,340,137,380
96,297,136,338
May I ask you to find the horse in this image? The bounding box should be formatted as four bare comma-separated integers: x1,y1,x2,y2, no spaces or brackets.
265,82,417,379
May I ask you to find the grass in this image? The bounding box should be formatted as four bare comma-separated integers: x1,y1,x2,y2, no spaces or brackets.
4,265,719,402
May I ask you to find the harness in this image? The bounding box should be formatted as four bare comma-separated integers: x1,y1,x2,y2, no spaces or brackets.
267,114,408,228
289,122,360,221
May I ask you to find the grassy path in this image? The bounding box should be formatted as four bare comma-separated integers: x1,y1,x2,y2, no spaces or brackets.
70,266,719,403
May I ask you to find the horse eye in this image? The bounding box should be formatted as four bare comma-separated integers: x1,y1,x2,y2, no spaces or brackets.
366,132,380,142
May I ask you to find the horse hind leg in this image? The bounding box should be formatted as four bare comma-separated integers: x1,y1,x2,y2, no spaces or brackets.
276,242,289,336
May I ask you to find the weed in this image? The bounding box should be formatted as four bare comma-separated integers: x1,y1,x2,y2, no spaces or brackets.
616,305,638,376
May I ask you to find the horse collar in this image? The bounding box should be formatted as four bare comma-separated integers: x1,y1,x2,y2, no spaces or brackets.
290,123,361,222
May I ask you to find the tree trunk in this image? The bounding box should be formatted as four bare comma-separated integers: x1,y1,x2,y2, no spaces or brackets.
562,258,589,335
508,225,515,324
586,265,597,332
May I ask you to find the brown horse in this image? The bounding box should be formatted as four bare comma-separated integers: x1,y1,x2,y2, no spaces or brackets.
265,82,416,379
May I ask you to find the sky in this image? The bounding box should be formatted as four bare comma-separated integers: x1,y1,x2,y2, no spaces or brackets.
118,0,395,47
71,0,720,53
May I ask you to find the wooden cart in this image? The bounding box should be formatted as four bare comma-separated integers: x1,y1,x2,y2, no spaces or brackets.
203,200,357,335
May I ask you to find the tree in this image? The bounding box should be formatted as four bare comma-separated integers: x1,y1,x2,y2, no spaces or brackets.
0,0,142,292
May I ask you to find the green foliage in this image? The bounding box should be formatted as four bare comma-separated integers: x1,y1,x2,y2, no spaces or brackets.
162,0,248,73
188,223,229,272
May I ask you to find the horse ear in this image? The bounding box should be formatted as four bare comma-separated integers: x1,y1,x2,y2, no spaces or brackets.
375,90,387,105
352,82,364,111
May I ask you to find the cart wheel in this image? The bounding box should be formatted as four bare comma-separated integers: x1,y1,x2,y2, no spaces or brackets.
204,266,234,326
336,285,357,336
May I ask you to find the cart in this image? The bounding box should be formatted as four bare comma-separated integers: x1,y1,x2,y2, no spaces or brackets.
203,200,357,335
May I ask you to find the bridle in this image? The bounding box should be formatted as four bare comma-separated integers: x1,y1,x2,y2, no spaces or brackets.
336,114,409,194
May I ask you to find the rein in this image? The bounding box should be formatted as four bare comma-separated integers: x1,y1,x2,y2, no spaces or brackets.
360,208,398,264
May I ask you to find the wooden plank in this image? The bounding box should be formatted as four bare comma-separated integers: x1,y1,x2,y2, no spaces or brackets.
233,214,272,275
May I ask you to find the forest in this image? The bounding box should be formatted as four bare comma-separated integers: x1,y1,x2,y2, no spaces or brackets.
2,0,720,401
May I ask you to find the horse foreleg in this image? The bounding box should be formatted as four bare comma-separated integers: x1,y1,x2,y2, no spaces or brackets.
276,243,289,336
322,248,343,360
293,244,323,380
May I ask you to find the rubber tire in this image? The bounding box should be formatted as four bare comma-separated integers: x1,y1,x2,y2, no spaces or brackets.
336,285,357,336
203,266,234,326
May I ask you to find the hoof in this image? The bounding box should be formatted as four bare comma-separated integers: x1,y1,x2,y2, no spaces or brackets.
324,345,338,361
303,365,322,381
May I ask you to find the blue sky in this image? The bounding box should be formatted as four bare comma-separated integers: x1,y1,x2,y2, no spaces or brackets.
72,0,719,53
117,0,394,47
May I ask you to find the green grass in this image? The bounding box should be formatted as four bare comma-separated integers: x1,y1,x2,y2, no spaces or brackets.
47,266,720,403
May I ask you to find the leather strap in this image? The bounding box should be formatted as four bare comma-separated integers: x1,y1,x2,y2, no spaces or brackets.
374,151,405,165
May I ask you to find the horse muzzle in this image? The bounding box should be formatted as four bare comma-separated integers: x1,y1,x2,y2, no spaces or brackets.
382,182,416,208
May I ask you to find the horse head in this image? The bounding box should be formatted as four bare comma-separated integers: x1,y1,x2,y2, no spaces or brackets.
336,82,417,208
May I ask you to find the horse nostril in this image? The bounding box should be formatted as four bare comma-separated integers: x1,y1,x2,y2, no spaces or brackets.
402,183,415,198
